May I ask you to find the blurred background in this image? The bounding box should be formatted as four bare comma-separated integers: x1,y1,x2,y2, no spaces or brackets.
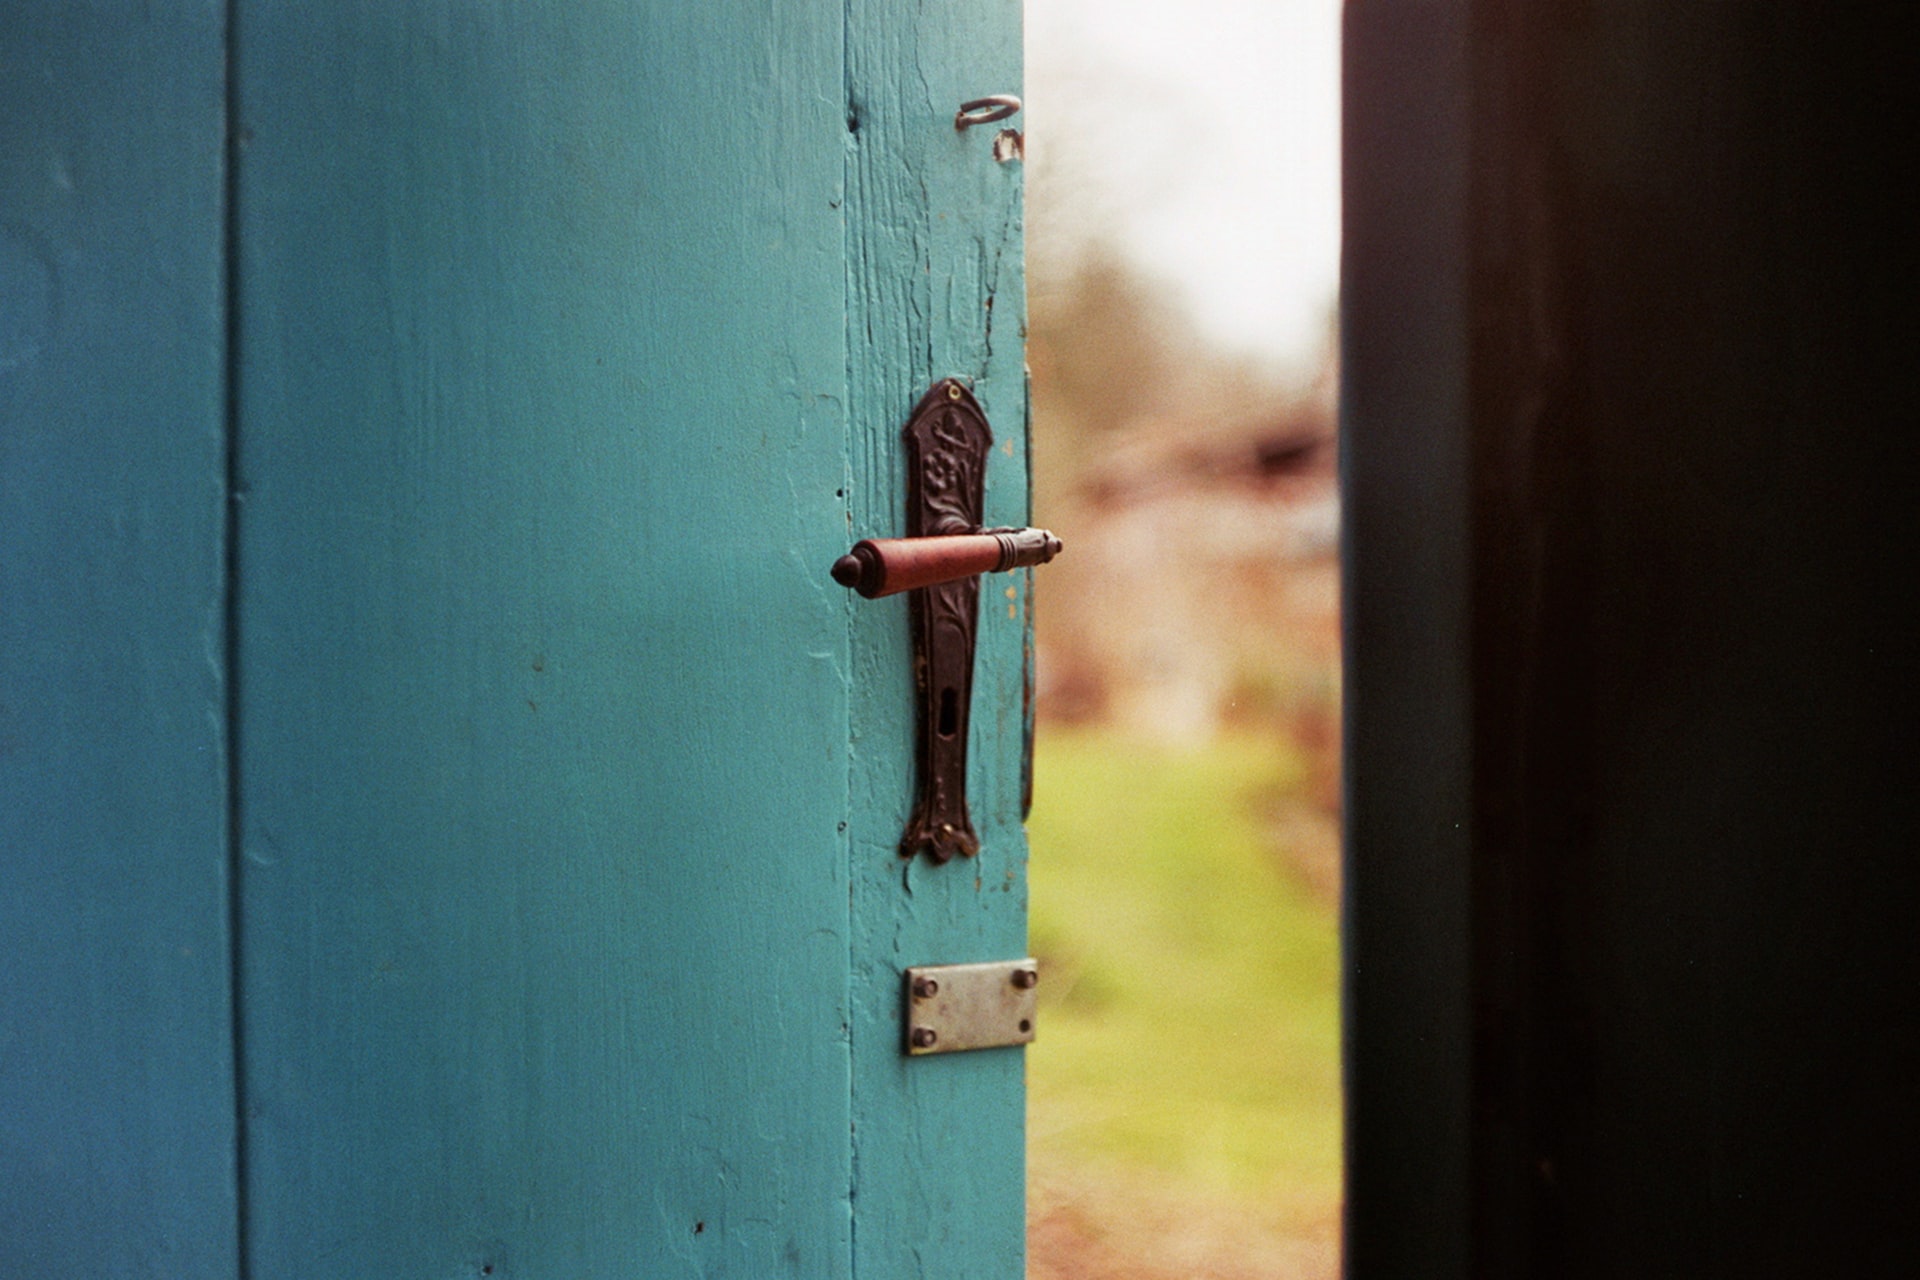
1019,1,1344,1276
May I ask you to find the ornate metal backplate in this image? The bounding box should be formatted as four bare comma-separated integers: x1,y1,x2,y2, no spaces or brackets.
901,379,991,862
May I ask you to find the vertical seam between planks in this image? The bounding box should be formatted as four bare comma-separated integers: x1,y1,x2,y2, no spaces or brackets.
220,1,253,1272
841,2,861,1277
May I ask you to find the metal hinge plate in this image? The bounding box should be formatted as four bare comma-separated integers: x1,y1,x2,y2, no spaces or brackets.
903,958,1038,1056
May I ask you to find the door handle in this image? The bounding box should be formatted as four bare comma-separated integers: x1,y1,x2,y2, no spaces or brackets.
831,379,1062,863
831,526,1061,598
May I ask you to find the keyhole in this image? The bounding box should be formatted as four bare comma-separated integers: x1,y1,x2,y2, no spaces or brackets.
938,687,958,738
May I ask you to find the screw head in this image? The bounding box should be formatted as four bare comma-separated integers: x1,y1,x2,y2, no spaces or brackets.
945,381,964,401
910,1026,939,1049
912,976,940,999
1011,967,1039,990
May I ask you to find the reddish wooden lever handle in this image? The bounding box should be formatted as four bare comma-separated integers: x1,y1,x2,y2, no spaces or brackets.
831,527,1062,599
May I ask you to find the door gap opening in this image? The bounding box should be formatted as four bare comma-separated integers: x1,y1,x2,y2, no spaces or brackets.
1022,0,1344,1274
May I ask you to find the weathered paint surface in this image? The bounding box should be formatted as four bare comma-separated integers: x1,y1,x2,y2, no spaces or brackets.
845,2,1031,1277
6,0,1022,1271
229,2,857,1274
0,4,239,1275
230,0,1027,1276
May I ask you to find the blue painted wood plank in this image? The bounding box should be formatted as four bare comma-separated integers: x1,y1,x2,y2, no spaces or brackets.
0,5,239,1275
844,2,1030,1275
229,2,854,1273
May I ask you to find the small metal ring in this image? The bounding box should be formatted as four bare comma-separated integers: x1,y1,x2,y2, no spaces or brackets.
954,95,1022,131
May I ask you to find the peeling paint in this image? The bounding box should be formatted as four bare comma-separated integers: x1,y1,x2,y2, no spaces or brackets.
844,3,1029,1273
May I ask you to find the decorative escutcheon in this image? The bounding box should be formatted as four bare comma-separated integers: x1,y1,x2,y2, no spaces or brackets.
832,379,1062,863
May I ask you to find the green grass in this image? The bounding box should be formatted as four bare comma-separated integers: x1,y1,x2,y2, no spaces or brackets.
1026,728,1342,1209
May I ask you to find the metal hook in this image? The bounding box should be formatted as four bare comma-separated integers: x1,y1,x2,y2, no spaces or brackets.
954,95,1022,131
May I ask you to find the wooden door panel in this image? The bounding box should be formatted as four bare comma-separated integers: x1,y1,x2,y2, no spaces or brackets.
844,2,1030,1275
0,5,238,1275
229,4,853,1272
0,0,1029,1270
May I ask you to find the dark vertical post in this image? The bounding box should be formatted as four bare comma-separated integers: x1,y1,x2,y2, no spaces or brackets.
1341,2,1475,1275
1346,2,1918,1273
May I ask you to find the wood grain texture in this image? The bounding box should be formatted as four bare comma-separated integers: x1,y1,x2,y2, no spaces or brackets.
844,1,1030,1275
3,1,1025,1268
0,5,239,1275
230,3,853,1273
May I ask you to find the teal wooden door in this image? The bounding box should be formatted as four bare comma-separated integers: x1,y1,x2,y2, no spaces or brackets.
5,2,1026,1276
2,7,237,1273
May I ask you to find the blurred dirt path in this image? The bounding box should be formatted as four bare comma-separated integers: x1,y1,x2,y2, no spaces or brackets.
1030,1168,1339,1280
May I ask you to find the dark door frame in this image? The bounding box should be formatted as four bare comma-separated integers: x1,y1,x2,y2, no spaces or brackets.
1343,4,1917,1273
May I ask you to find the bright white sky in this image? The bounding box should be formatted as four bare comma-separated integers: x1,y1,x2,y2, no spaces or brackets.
1026,0,1342,373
